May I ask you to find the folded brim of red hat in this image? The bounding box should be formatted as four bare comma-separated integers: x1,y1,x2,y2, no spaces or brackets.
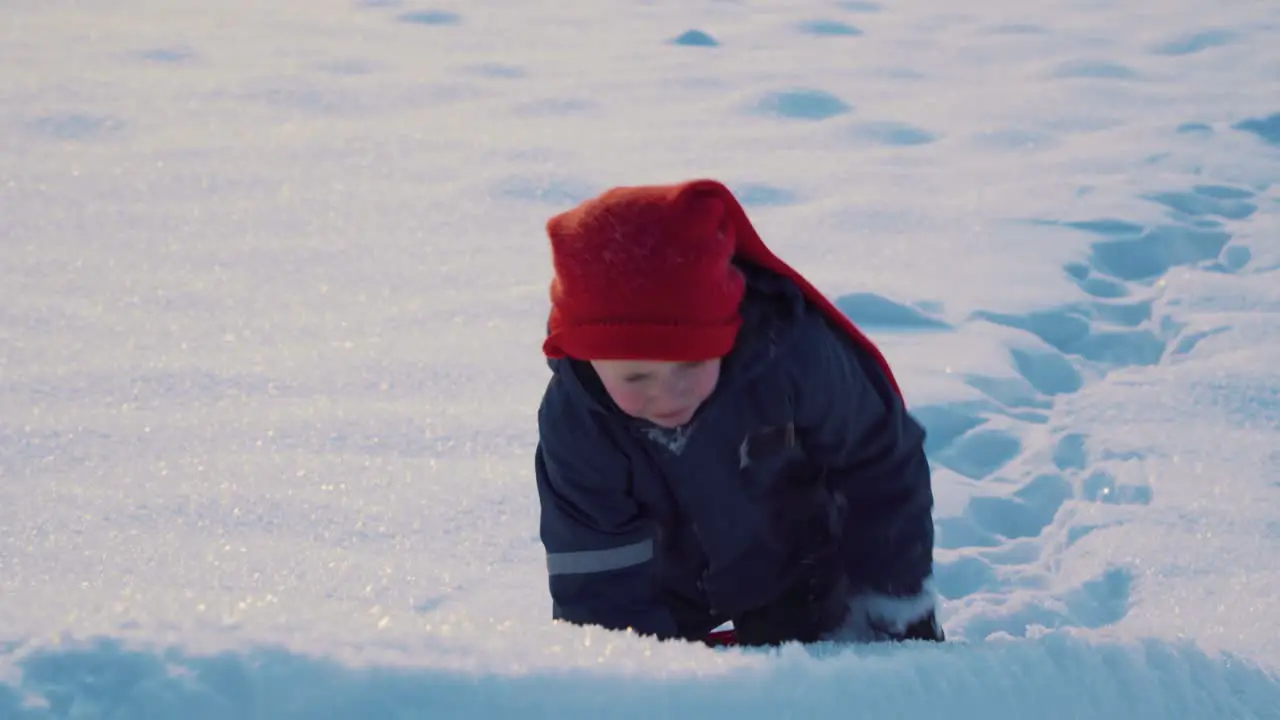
543,314,742,362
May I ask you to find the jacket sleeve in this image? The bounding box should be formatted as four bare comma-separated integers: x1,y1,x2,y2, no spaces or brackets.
790,311,936,599
534,384,680,639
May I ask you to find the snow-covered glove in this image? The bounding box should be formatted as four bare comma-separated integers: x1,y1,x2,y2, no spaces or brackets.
823,577,944,643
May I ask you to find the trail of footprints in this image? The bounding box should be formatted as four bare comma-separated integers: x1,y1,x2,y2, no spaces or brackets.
902,181,1265,641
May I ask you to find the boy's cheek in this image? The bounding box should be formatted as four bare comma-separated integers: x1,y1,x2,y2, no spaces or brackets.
606,386,649,416
695,364,721,397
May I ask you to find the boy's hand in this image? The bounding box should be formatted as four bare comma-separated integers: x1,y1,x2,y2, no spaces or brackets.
730,550,851,647
823,579,944,644
898,611,945,642
873,609,944,643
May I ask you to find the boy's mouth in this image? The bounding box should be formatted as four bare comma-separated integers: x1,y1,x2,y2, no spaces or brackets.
650,407,693,426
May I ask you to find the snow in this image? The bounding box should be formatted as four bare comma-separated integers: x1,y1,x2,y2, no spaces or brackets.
2,0,1279,716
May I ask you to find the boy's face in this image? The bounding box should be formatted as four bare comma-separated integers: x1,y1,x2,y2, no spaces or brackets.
590,358,721,428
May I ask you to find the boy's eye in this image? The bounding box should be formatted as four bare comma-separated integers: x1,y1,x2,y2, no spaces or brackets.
622,361,707,384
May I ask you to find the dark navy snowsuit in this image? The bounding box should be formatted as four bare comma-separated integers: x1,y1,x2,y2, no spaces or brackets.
534,262,935,643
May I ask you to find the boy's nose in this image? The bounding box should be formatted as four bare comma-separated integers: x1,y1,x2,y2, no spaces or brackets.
662,372,690,398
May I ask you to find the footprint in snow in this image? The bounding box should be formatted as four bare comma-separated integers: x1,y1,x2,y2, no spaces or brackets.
931,427,1023,481
136,46,196,63
490,175,597,207
1168,326,1234,358
730,183,800,207
963,473,1074,540
913,402,988,458
987,24,1047,35
970,128,1058,152
27,114,126,141
795,19,863,37
671,29,719,47
1150,28,1238,56
319,59,381,75
933,555,1000,600
751,88,851,121
1177,121,1214,136
835,292,951,331
959,566,1134,641
1053,433,1088,472
1233,112,1280,146
835,1,883,12
850,121,939,147
398,10,461,26
510,98,594,117
462,63,526,79
1047,59,1139,80
1144,185,1258,221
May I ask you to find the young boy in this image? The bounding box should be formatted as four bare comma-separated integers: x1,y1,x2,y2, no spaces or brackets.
533,179,943,647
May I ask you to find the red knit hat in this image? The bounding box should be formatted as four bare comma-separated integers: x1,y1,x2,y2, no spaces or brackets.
542,179,904,397
543,181,746,362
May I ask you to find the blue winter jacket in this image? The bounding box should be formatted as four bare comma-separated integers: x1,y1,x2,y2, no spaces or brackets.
534,262,935,641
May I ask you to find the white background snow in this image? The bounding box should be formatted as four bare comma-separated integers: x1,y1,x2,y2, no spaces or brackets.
3,0,1279,717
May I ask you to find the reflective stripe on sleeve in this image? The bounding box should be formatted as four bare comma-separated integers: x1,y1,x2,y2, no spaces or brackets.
546,538,653,576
